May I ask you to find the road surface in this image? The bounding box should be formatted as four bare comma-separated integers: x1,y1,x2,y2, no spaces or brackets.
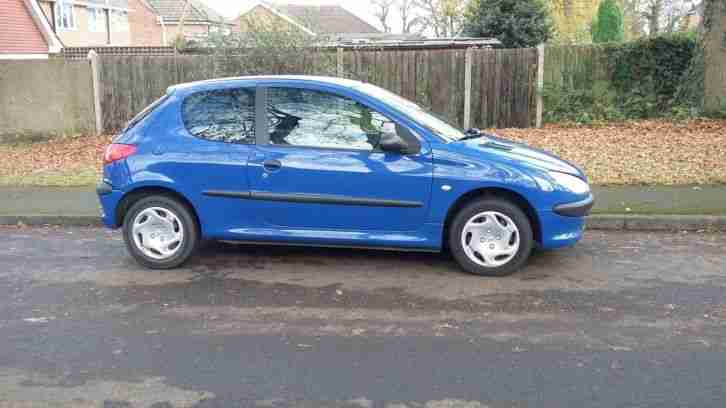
0,226,725,407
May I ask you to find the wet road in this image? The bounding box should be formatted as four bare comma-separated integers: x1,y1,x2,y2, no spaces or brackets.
0,226,725,407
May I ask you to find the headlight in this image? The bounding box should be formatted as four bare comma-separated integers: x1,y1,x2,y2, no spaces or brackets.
548,172,590,194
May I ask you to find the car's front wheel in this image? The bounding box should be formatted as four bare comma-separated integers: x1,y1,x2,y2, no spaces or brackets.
449,197,534,276
122,195,199,269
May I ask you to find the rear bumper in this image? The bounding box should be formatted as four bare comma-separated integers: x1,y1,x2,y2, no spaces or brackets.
97,181,123,229
553,193,594,217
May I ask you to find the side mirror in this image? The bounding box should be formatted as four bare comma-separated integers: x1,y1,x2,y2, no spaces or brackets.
378,123,421,155
379,131,411,154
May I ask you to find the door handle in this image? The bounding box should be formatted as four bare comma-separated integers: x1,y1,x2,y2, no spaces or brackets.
262,159,282,172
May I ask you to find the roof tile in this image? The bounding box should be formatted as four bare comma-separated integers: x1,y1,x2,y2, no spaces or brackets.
272,4,380,34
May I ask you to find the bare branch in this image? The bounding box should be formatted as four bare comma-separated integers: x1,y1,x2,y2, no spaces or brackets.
372,0,395,33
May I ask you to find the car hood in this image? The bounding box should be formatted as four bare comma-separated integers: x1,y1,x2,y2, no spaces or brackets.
453,134,585,179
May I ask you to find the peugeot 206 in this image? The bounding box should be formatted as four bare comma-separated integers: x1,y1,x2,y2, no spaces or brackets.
97,76,593,276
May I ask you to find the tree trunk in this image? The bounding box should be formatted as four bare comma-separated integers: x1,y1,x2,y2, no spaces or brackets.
648,0,662,35
704,0,726,112
175,0,191,50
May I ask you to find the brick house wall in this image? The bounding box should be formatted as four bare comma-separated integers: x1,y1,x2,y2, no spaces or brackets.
162,23,214,41
0,0,50,55
128,0,165,46
38,0,132,46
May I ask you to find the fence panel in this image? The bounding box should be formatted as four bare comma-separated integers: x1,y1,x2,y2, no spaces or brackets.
99,48,539,132
470,47,538,128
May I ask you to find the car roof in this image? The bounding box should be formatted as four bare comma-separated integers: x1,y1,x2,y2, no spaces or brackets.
167,75,366,95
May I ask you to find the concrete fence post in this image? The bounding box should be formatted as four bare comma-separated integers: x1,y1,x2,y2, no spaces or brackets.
463,47,473,130
536,43,545,128
336,47,344,77
87,50,103,135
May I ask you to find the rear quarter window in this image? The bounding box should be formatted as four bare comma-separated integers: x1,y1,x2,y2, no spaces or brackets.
182,88,255,144
124,94,170,132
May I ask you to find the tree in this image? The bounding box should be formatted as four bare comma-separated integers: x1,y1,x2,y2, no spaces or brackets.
398,0,424,33
415,0,466,37
704,0,726,112
372,0,395,33
206,16,336,76
621,0,646,38
174,0,192,50
548,0,600,43
461,0,553,47
640,0,692,35
592,0,625,42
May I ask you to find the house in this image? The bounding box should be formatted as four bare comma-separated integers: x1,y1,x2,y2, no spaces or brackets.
138,0,230,45
0,0,62,59
37,0,133,46
232,2,395,42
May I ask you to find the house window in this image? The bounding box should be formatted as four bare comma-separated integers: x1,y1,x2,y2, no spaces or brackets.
54,2,76,30
110,10,129,32
88,8,105,32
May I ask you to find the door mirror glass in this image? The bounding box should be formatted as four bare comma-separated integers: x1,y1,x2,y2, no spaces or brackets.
379,131,410,154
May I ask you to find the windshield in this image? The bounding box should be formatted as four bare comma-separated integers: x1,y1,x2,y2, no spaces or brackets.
354,83,465,142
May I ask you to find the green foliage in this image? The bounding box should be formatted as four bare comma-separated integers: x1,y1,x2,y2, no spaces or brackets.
591,0,624,43
544,34,700,123
607,34,696,109
543,81,624,124
461,0,553,48
192,17,336,76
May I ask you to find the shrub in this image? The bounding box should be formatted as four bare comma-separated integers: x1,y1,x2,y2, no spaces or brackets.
544,34,699,123
607,33,697,114
543,81,624,124
461,0,553,48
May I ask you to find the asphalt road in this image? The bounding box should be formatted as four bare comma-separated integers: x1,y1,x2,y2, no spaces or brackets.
0,227,725,407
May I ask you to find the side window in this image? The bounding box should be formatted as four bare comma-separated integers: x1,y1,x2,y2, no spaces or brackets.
267,87,395,151
182,88,255,144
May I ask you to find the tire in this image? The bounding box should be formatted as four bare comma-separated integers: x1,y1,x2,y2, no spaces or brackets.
448,197,534,276
122,195,199,269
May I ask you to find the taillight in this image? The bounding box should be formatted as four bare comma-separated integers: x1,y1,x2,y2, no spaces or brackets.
103,144,137,164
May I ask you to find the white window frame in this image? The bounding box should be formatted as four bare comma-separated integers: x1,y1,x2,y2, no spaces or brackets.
54,2,76,30
88,7,105,32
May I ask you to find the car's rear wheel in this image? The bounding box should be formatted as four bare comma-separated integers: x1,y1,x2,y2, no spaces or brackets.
122,195,198,269
449,197,534,276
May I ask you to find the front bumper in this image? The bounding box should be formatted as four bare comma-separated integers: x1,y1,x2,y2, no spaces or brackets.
538,210,586,249
553,193,594,217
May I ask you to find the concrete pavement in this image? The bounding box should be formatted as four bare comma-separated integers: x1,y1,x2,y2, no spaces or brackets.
0,226,725,407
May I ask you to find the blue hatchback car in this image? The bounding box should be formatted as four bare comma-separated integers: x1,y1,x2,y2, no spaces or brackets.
97,76,593,276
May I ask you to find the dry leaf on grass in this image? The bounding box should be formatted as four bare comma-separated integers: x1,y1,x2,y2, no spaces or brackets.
1,119,726,186
489,119,726,185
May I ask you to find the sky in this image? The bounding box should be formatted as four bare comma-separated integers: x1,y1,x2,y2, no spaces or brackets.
203,0,397,32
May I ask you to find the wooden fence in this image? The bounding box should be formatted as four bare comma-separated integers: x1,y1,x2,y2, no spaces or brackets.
544,45,611,90
97,48,539,132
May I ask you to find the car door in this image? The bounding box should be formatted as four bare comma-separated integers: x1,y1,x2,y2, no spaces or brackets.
172,85,258,235
247,85,433,232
